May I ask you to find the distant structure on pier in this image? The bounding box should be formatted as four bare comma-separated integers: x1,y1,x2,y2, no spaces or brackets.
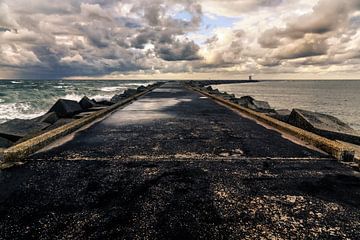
248,75,253,81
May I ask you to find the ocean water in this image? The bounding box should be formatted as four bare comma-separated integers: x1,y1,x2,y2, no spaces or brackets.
0,80,155,124
214,80,360,130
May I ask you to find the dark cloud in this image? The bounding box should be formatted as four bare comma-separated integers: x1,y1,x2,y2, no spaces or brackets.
257,0,360,70
157,40,201,61
274,36,328,60
0,27,11,32
1,0,360,78
0,0,204,78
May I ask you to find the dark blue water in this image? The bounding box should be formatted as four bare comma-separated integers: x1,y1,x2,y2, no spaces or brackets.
0,80,155,123
215,80,360,130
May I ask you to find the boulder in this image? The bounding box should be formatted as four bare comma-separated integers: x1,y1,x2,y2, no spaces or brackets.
34,112,59,124
205,86,213,92
288,109,360,144
268,109,291,122
85,106,108,112
122,88,138,97
95,100,113,106
234,96,274,113
219,92,236,100
45,118,74,131
0,119,50,141
48,99,83,118
110,94,124,103
234,96,255,106
0,136,13,148
136,86,147,92
209,89,221,95
79,96,98,109
111,88,139,103
73,112,93,119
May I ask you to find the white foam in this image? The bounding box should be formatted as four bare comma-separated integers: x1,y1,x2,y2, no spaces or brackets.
90,94,115,101
100,86,127,92
0,102,46,122
63,93,84,101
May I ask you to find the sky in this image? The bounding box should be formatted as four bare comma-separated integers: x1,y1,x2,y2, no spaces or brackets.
1,0,360,80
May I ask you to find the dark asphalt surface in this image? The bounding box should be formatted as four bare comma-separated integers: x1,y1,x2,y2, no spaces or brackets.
1,82,359,239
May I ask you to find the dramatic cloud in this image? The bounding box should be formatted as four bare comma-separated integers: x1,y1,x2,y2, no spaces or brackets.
1,0,360,79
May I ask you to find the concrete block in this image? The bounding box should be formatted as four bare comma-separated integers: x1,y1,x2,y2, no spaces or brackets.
288,109,360,145
85,106,108,112
110,94,124,103
45,118,74,131
268,109,291,122
48,99,83,118
73,112,93,119
0,119,50,141
123,88,137,97
0,136,13,148
95,100,113,106
137,86,147,92
34,112,59,124
234,96,274,113
79,96,97,109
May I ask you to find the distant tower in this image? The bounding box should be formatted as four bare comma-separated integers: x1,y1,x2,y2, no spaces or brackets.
249,75,252,81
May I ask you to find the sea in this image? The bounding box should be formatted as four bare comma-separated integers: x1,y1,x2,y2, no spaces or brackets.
0,80,155,124
0,79,359,130
214,80,360,130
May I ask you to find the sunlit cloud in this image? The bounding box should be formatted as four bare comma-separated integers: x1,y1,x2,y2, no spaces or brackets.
0,0,360,79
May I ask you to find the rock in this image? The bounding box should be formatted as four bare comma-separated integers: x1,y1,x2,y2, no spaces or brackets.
268,109,291,122
220,92,236,100
79,96,97,109
111,88,139,103
136,86,147,92
85,106,108,112
0,136,13,148
110,94,124,103
234,96,275,113
95,100,113,106
205,86,213,92
234,96,255,106
45,118,74,131
73,112,93,119
48,99,83,118
0,119,50,141
288,109,360,145
123,88,138,97
34,112,59,124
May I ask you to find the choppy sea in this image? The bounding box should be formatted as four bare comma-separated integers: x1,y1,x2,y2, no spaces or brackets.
0,80,155,124
214,80,360,130
0,79,359,130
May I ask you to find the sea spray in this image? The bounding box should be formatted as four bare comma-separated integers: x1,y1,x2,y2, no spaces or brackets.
0,80,156,124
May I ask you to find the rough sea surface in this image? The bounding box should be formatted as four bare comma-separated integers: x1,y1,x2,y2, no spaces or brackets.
214,80,360,130
0,80,155,124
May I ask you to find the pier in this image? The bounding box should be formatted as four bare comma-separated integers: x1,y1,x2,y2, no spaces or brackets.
0,82,359,239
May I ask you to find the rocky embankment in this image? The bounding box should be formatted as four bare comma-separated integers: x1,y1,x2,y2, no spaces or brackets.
189,82,360,154
0,83,161,150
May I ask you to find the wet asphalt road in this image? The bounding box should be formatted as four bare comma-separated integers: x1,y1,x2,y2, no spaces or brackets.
0,82,359,239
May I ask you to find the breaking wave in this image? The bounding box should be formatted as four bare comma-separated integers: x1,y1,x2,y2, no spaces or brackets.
0,79,155,124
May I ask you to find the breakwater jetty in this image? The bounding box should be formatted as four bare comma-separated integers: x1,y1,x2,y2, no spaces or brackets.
0,82,359,239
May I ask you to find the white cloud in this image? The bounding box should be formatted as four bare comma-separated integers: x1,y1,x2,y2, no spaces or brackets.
0,0,360,79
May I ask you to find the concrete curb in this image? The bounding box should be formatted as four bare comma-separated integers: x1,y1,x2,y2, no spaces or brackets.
2,85,160,163
189,86,355,162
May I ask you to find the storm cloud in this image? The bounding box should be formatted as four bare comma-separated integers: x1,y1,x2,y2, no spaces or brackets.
1,0,360,79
